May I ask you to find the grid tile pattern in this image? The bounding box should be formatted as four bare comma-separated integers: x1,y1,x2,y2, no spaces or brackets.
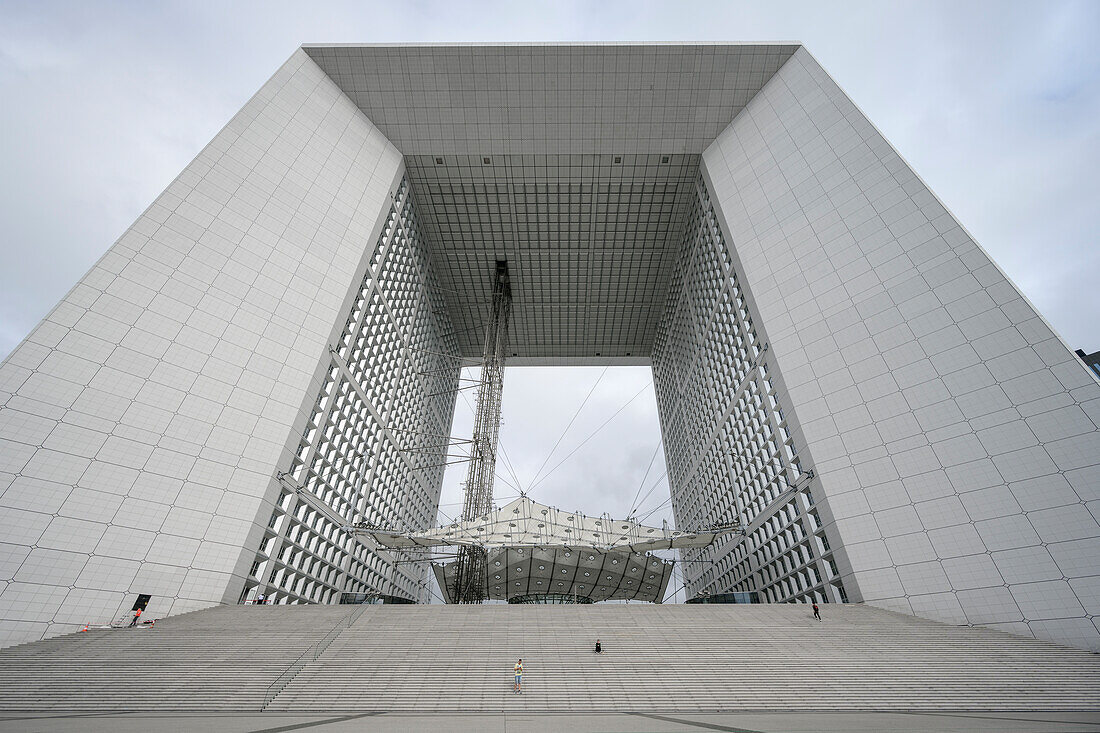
702,48,1100,651
245,176,459,605
0,50,410,647
406,153,697,359
653,176,847,606
304,44,797,157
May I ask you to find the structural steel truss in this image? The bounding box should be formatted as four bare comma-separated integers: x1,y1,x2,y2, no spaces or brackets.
451,261,512,603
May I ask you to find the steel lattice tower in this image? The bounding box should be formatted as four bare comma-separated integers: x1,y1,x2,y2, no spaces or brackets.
451,261,512,603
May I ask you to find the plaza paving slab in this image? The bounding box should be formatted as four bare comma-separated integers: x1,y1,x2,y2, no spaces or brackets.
2,711,1100,733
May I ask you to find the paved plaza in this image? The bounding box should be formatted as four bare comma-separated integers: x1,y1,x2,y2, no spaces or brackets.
3,711,1100,733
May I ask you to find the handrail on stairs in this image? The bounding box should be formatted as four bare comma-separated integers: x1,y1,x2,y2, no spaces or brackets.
260,605,366,710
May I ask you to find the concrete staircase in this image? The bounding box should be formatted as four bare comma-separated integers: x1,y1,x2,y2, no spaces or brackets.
0,603,1097,712
0,604,357,711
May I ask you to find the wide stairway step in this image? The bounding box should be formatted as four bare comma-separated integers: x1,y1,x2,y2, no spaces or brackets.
0,603,1097,712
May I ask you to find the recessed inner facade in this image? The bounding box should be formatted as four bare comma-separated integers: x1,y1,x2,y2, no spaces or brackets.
0,43,1098,653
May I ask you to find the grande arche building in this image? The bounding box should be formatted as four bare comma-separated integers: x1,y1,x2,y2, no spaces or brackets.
0,44,1098,651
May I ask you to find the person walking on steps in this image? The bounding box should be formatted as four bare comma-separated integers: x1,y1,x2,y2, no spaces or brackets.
513,658,523,694
128,608,142,627
812,602,821,621
594,639,602,654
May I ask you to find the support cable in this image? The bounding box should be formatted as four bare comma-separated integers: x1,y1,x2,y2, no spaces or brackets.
456,386,524,500
527,382,651,492
527,366,609,489
490,469,523,496
633,469,671,519
628,441,663,517
636,486,676,525
498,441,525,496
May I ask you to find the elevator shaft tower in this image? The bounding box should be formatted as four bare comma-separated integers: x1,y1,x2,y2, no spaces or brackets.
451,261,512,603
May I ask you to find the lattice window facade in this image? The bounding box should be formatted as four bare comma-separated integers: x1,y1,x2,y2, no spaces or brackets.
244,176,460,605
653,175,847,606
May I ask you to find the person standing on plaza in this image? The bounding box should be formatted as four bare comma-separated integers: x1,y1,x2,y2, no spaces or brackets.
128,607,142,627
812,602,821,621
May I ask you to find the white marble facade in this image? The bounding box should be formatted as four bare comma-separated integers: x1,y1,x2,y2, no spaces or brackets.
0,49,445,647
697,48,1100,651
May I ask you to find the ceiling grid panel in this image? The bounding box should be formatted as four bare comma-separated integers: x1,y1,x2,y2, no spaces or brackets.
305,43,798,363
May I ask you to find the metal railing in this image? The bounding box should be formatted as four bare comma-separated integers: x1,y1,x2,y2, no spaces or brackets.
260,605,366,710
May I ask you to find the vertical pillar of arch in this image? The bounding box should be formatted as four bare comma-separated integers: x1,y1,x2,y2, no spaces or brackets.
0,49,458,648
696,48,1100,651
251,175,460,608
653,174,842,609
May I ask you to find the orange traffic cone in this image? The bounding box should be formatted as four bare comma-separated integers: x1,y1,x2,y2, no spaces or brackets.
80,624,88,632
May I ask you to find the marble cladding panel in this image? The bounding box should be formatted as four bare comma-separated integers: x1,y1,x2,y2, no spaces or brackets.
0,49,403,648
702,48,1100,651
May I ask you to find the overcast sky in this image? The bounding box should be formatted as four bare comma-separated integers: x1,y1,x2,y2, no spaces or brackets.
1,1,1098,601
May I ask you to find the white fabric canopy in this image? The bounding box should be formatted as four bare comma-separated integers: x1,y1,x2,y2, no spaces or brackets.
361,495,738,552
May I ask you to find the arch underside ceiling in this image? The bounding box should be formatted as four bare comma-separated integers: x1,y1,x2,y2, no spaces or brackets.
304,43,799,363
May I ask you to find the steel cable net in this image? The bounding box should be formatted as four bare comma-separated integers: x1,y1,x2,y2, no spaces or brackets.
452,261,512,603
